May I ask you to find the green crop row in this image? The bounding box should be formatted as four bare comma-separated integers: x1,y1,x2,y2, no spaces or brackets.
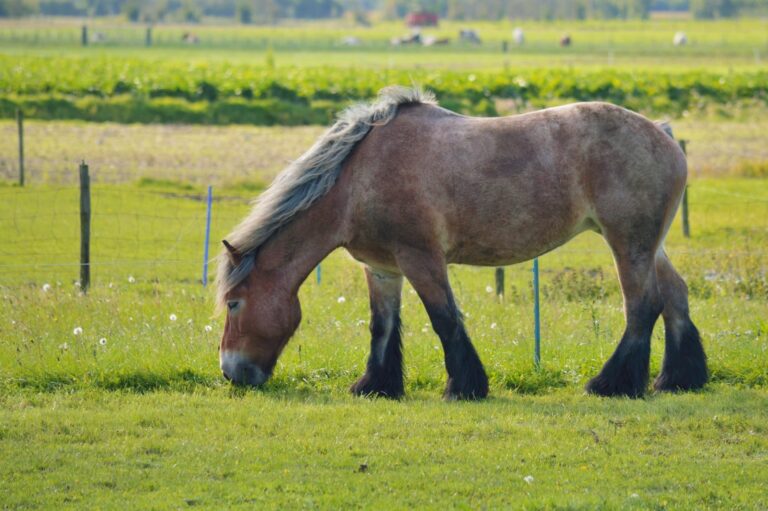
1,55,766,124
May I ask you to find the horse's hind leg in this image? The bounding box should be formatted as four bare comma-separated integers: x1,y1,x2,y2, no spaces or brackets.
653,251,708,392
586,245,662,398
350,267,405,399
396,250,488,400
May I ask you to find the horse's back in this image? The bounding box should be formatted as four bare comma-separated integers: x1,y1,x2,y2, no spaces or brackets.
343,101,687,267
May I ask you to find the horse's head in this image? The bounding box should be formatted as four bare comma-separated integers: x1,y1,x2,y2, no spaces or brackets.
218,241,301,386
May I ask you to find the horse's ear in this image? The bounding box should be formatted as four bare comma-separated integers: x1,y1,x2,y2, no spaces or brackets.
222,240,242,266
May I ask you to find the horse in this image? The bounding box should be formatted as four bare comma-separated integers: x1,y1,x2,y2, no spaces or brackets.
216,86,708,400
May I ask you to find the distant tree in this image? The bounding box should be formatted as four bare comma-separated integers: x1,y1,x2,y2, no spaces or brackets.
123,0,141,20
0,0,39,16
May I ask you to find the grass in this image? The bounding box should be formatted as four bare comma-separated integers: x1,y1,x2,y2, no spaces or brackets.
1,18,767,68
2,387,767,509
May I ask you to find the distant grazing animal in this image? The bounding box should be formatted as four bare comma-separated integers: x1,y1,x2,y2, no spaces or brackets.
459,29,481,44
390,32,422,46
673,31,688,46
423,35,450,46
560,34,572,47
512,27,525,45
182,32,199,44
216,87,708,400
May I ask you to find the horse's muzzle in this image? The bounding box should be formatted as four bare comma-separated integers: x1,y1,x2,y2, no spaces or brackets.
220,351,269,387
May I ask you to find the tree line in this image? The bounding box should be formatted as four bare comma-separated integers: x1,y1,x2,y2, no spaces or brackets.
1,0,766,20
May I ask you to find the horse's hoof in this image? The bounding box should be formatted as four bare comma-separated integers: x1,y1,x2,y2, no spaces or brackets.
350,373,404,399
443,374,489,401
653,368,708,393
585,374,646,398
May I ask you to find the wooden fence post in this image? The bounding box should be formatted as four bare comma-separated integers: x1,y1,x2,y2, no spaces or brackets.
145,26,152,47
495,267,504,298
79,161,91,293
16,108,24,186
81,24,88,46
679,140,690,238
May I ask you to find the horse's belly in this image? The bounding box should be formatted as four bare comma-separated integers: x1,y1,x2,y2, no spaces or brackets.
446,217,589,266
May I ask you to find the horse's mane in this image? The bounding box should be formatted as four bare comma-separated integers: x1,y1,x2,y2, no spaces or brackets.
216,86,436,309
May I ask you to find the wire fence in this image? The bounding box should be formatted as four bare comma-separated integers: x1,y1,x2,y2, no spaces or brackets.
1,166,765,287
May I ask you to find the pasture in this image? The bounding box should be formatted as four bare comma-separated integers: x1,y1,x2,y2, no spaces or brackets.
1,124,766,508
1,17,767,509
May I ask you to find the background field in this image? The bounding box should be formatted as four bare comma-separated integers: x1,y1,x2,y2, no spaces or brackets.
1,16,767,510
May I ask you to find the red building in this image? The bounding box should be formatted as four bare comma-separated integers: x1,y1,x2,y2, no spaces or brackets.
406,11,438,27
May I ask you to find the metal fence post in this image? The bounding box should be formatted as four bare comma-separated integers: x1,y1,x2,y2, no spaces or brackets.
679,140,690,238
79,161,91,293
202,185,213,286
533,257,541,368
16,109,24,186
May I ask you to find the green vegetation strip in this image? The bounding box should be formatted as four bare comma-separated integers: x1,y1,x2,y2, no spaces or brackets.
1,54,766,124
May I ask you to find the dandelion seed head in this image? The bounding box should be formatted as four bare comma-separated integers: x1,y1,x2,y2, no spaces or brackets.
523,475,534,484
337,296,346,303
485,285,493,293
169,314,177,322
42,283,51,292
73,327,83,336
59,342,69,351
99,338,107,346
204,325,213,332
128,275,136,283
490,322,498,329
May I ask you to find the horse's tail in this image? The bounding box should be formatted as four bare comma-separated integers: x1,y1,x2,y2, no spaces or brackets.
215,86,435,310
654,120,675,140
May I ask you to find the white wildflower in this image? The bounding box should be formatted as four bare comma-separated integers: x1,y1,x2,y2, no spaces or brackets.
523,475,534,484
485,285,493,293
73,327,83,336
59,342,68,351
204,325,213,333
169,314,177,322
337,296,346,303
128,275,136,283
490,322,497,329
99,338,107,346
42,283,51,292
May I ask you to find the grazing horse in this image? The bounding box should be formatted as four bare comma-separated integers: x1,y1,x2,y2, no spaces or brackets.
216,87,708,400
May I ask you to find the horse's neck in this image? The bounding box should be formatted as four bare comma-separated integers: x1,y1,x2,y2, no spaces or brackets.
254,192,345,295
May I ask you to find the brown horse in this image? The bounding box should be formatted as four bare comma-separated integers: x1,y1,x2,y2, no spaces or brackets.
216,87,708,400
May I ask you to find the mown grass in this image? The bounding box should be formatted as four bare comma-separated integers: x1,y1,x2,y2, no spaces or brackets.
2,111,768,189
2,386,767,509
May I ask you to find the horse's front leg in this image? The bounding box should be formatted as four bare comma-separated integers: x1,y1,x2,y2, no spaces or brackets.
396,249,489,400
350,267,405,399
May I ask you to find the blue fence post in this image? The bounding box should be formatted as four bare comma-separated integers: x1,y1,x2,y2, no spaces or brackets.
202,185,213,287
533,257,541,368
316,264,322,285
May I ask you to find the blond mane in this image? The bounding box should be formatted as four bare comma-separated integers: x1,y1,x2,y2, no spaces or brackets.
215,86,436,308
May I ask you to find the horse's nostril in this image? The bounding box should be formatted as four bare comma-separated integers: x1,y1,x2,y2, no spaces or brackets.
220,352,269,387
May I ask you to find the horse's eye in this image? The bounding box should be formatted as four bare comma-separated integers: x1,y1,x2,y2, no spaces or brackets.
227,300,241,313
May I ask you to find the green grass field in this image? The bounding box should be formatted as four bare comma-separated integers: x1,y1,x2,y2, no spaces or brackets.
1,172,766,508
1,17,767,509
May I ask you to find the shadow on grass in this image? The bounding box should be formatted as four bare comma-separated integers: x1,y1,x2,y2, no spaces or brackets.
7,369,221,393
4,363,763,399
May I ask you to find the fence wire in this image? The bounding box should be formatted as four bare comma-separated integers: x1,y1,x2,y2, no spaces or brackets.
0,179,765,292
